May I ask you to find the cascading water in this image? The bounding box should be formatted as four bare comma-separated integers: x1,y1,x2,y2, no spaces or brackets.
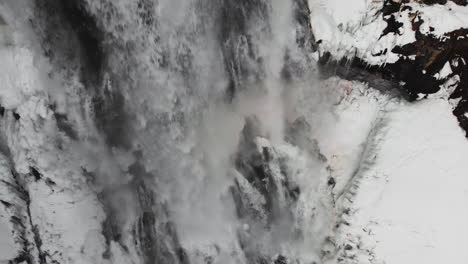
1,0,337,263
4,1,468,264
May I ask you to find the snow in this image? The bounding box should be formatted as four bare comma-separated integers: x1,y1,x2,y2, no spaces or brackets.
322,84,468,264
414,2,468,37
308,0,371,28
308,0,418,65
0,21,108,263
309,0,468,67
0,153,23,262
0,217,17,261
355,99,468,264
313,79,392,198
0,202,18,262
435,62,453,80
309,2,385,62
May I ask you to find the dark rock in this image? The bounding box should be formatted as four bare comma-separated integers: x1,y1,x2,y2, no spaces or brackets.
380,15,403,39
100,175,186,264
234,118,282,222
318,53,406,98
0,200,12,208
219,0,316,101
30,167,42,181
33,0,105,86
293,0,318,52
92,88,132,149
381,0,402,16
328,177,336,188
386,19,468,135
421,0,467,6
31,225,47,264
231,116,309,263
54,113,79,140
275,255,288,264
127,161,152,180
45,178,56,187
0,14,6,25
13,112,20,120
218,0,269,100
319,7,468,135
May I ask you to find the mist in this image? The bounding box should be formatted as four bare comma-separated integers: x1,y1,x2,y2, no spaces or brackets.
0,0,335,263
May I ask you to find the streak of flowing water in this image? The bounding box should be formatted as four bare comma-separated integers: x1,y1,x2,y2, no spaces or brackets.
84,0,332,263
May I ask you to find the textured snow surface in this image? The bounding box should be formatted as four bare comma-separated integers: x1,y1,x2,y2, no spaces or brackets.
0,222,16,261
415,2,468,37
309,0,415,64
321,80,468,264
348,99,468,264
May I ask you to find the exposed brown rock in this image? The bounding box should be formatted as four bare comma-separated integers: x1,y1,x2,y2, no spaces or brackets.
320,1,468,136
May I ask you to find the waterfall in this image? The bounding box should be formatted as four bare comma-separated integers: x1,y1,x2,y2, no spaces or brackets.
1,0,335,263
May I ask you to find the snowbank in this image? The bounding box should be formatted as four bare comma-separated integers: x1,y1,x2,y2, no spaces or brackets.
327,89,468,263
